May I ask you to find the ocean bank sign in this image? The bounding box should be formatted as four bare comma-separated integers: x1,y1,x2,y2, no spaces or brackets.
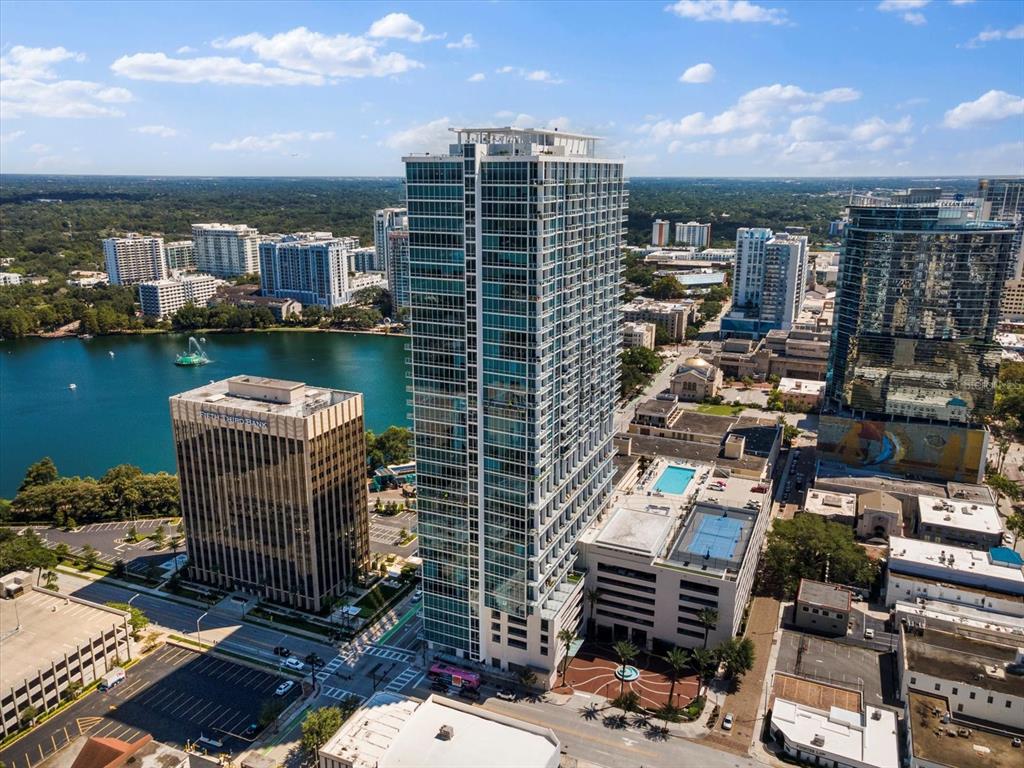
201,410,269,429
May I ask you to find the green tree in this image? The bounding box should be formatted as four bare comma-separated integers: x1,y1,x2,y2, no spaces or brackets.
152,524,166,550
42,568,59,591
366,426,414,471
987,471,1022,502
81,544,99,570
647,276,684,300
18,457,58,492
558,628,577,685
690,647,718,696
612,640,639,698
105,602,149,638
584,588,602,636
301,706,345,759
698,608,719,649
759,515,878,599
1005,511,1024,547
716,636,756,681
0,528,57,573
518,667,538,690
663,647,689,708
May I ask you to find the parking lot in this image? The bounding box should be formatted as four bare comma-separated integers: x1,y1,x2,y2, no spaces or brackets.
0,645,300,768
368,510,417,555
39,519,180,574
774,630,890,707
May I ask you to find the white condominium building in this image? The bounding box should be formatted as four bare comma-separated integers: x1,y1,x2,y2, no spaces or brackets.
675,221,711,248
374,207,410,314
0,272,23,286
192,223,260,277
103,233,166,285
723,228,807,338
138,273,219,318
258,232,359,309
403,127,626,686
164,240,196,273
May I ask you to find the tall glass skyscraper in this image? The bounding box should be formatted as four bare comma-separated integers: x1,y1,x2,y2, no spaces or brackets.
403,127,626,682
826,193,1015,423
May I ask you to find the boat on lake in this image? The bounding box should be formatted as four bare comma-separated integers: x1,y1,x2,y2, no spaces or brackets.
175,337,210,367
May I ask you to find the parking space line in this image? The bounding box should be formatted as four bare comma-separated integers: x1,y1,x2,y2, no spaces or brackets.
218,712,249,735
177,697,209,720
188,700,217,723
236,669,261,687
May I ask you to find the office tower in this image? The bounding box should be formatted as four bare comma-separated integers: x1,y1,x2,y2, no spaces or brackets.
139,273,219,318
375,208,411,314
102,233,166,285
723,228,807,338
170,375,370,611
818,193,1015,482
978,177,1024,279
674,221,711,248
164,240,196,273
258,232,358,309
651,218,670,246
403,127,626,683
192,223,260,278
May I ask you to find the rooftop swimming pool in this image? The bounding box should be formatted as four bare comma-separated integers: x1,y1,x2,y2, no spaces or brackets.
653,465,696,495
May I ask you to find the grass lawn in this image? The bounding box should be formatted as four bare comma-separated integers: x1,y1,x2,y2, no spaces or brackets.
695,403,744,415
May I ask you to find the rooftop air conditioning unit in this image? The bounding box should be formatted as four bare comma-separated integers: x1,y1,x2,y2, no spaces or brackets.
437,725,454,741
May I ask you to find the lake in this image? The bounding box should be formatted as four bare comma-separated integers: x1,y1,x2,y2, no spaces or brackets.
0,331,410,497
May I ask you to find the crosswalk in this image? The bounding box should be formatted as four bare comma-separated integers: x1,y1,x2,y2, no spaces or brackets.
321,685,364,704
317,654,345,681
363,644,414,663
383,667,421,693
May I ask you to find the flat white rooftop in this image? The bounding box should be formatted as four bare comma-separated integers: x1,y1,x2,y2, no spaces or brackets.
771,699,899,768
594,505,675,556
778,377,826,395
172,375,357,419
916,495,1003,535
319,693,559,768
888,536,1024,595
803,489,857,519
0,589,128,693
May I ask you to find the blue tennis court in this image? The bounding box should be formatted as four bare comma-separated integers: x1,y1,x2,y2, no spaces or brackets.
687,514,743,559
653,465,696,495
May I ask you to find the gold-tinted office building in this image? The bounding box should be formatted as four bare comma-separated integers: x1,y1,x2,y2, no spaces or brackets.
170,375,369,611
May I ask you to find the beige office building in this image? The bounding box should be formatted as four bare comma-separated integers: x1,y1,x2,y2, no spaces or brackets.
170,375,370,611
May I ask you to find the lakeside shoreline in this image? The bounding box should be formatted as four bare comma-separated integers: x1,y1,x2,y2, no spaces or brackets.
24,325,411,341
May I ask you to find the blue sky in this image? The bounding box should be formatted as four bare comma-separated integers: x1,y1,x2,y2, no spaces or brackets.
1,0,1022,176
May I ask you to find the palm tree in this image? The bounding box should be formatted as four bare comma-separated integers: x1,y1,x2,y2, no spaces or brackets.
584,588,602,636
663,647,689,708
557,628,577,685
690,647,717,696
612,640,639,698
717,637,755,682
698,608,719,649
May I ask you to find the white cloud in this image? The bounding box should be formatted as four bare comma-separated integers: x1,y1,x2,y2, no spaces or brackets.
849,115,912,142
877,0,930,25
895,96,928,110
665,1,788,25
467,72,485,82
210,130,334,152
134,125,178,138
0,130,25,144
496,66,564,84
0,46,85,79
965,24,1024,48
1,78,132,118
383,117,451,153
943,90,1024,129
28,142,50,154
367,13,440,42
111,52,325,86
215,27,422,79
447,34,478,50
680,62,715,83
176,45,197,54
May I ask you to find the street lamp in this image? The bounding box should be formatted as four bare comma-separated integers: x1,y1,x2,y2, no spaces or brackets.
196,611,208,648
127,593,140,607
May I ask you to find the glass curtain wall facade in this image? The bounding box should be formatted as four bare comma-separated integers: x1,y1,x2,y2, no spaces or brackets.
404,128,626,675
826,203,1015,423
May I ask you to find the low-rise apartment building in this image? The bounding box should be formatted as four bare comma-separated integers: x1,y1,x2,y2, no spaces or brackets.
623,321,656,349
777,377,825,411
621,297,696,342
138,273,220,318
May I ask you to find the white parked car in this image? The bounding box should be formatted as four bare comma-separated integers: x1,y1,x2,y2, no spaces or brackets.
281,656,305,672
274,680,295,697
722,712,734,731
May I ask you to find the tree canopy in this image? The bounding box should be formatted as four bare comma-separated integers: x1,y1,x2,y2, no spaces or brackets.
758,514,878,599
366,426,413,472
